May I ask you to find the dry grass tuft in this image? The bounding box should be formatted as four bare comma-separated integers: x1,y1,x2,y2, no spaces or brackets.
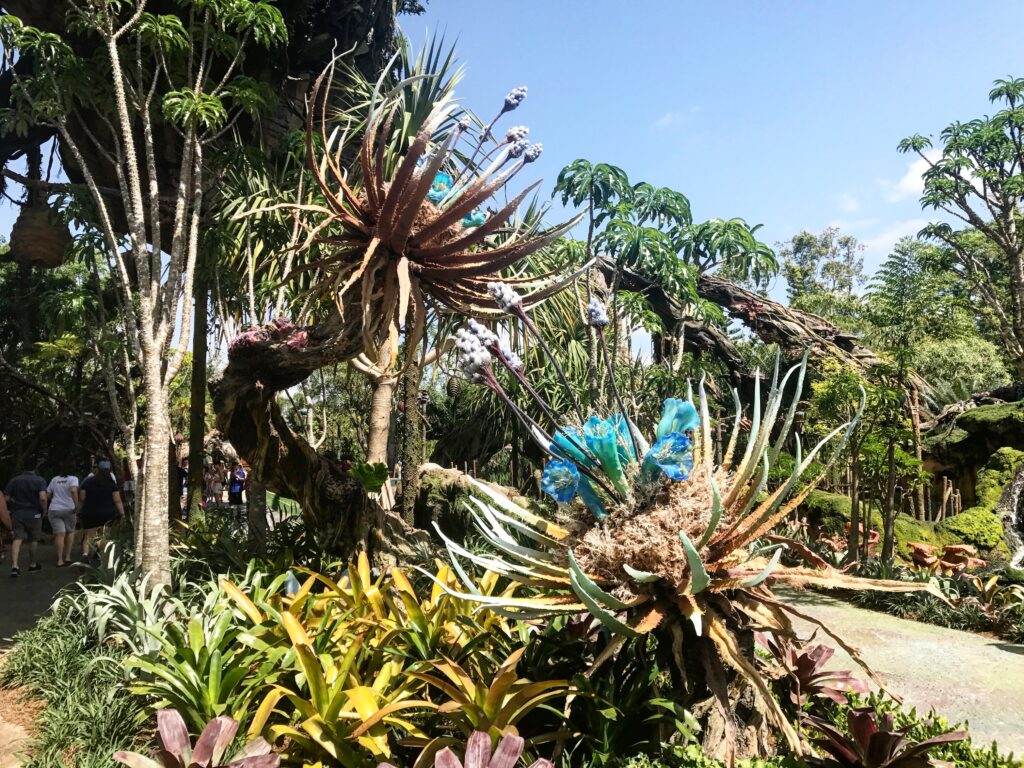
574,471,738,586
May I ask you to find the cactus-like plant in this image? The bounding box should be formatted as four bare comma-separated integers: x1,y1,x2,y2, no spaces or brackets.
425,292,948,766
113,709,278,768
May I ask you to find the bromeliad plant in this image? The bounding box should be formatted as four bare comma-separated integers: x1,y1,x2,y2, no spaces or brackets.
430,289,947,765
243,59,586,367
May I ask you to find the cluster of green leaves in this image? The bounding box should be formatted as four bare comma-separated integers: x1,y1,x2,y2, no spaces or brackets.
0,599,148,768
847,563,1024,643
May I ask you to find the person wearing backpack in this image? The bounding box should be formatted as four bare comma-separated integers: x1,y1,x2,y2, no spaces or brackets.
78,458,123,563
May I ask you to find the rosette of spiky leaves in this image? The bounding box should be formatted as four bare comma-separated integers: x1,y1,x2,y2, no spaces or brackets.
422,354,951,766
380,731,552,768
277,58,586,366
113,709,278,768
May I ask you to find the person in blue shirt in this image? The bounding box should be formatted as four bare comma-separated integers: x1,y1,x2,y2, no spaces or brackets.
228,462,246,506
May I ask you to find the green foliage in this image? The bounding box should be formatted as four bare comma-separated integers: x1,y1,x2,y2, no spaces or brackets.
938,506,1007,552
350,461,391,493
0,604,147,768
779,227,866,325
912,337,1012,406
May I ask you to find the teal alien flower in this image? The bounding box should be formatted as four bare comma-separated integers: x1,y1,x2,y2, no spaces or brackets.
461,208,486,228
656,398,700,440
427,171,453,204
609,413,638,464
551,428,592,467
643,432,694,481
541,458,580,503
577,477,607,520
583,416,629,496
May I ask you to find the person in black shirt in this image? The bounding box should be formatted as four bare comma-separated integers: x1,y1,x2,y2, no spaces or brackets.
78,459,124,563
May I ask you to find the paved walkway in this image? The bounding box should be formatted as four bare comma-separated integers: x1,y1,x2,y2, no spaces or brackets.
781,588,1024,757
0,542,83,648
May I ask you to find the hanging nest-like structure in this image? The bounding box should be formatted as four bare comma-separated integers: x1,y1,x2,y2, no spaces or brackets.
9,202,71,269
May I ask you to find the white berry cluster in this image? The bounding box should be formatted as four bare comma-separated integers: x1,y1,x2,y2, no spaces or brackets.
487,281,523,311
455,327,492,382
587,297,610,328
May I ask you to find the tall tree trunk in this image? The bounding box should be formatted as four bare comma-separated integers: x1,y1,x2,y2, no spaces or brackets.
186,272,209,517
846,450,860,565
247,478,268,547
881,440,898,562
367,372,398,464
139,365,172,585
398,360,423,526
909,386,926,520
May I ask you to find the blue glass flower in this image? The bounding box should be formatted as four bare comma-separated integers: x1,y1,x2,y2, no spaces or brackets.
583,416,628,496
577,477,607,520
427,171,453,204
550,428,592,467
541,458,580,503
461,208,486,228
643,432,694,481
610,413,638,464
655,398,700,440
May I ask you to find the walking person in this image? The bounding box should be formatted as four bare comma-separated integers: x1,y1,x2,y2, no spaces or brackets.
4,467,47,576
0,493,11,564
228,461,246,507
46,469,79,567
78,458,123,563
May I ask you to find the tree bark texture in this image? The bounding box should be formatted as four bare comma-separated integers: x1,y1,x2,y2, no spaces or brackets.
186,272,209,517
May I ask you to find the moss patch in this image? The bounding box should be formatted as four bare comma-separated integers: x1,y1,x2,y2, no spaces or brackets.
973,447,1024,508
937,505,1007,551
956,401,1024,434
800,490,998,558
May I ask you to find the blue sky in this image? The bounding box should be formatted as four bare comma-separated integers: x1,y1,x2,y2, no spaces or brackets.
408,0,1024,294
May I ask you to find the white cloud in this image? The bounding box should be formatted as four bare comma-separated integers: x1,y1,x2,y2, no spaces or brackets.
653,111,681,129
652,107,699,130
880,150,941,202
862,218,930,257
838,193,860,213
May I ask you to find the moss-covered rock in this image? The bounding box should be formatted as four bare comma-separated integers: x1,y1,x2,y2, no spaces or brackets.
937,505,1007,552
973,447,1024,508
799,489,1007,558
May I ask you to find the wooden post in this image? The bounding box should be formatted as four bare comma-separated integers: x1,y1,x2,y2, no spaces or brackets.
939,477,952,521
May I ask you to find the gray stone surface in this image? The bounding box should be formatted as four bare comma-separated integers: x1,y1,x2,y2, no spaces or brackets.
781,588,1024,757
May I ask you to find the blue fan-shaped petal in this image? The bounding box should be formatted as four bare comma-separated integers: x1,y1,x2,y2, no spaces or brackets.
541,458,580,503
643,432,694,481
655,398,700,439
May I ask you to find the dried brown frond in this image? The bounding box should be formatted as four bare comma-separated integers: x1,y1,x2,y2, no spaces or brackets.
574,475,739,586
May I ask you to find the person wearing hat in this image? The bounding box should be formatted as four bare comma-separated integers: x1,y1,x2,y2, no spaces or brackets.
78,458,123,563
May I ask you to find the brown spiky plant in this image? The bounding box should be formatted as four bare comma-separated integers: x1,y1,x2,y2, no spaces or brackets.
426,312,948,765
244,58,586,369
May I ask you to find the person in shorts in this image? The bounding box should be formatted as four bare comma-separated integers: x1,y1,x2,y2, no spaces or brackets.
78,459,123,563
4,468,47,576
47,469,80,567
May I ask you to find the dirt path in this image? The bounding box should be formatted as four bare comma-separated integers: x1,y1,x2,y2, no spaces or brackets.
781,588,1024,757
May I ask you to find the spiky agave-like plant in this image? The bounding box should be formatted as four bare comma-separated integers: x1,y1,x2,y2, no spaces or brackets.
424,291,946,765
243,58,586,367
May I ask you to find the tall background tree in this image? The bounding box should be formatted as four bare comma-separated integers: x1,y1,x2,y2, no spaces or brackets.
900,76,1024,380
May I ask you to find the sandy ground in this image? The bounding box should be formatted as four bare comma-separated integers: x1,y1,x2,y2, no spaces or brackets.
781,588,1024,757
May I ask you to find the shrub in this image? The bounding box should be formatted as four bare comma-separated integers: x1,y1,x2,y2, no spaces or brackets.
0,604,147,768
